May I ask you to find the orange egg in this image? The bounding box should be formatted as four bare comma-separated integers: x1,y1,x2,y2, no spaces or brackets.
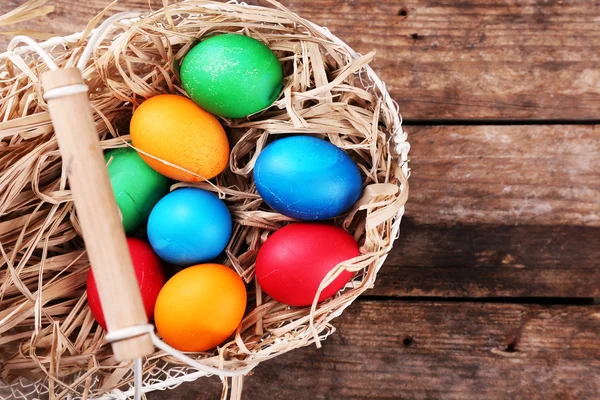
154,264,246,352
130,94,229,182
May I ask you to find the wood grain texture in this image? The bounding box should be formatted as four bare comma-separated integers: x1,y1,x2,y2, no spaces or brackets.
406,124,600,226
375,124,600,296
3,4,599,225
42,68,154,360
374,220,600,298
1,2,597,298
283,0,600,121
2,0,600,120
389,220,600,270
1,3,598,295
148,300,600,400
1,2,599,398
375,265,600,298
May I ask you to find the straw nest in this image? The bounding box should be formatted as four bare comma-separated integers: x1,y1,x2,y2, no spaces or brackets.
0,1,409,398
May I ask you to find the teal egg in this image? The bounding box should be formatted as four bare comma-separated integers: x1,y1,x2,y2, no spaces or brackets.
105,147,171,233
180,34,283,118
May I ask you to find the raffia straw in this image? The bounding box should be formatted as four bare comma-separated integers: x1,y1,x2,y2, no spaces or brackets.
0,0,54,32
0,0,408,398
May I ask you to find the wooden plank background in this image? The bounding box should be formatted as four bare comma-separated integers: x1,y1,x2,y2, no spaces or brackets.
167,301,600,400
1,0,599,399
3,0,600,121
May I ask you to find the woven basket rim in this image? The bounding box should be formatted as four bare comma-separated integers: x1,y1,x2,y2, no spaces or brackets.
0,1,410,398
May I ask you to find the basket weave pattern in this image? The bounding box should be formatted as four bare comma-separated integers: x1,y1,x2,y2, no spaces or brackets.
0,1,409,398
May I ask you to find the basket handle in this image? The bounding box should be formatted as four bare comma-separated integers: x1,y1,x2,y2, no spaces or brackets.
42,67,154,361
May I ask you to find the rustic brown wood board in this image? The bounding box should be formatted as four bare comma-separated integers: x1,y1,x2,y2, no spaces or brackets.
4,0,600,121
1,0,599,399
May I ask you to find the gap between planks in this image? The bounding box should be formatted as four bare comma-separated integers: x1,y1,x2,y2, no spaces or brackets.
2,0,600,120
404,119,600,126
357,296,596,306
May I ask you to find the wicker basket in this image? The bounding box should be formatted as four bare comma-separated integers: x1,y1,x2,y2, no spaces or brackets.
0,1,409,398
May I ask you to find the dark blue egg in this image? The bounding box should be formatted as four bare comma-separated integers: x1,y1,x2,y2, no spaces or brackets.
147,188,232,265
253,136,362,220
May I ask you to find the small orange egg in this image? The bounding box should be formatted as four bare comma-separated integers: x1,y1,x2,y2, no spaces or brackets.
130,94,229,182
154,264,246,352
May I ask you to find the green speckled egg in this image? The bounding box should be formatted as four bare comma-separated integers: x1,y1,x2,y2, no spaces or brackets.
105,147,171,233
180,34,283,118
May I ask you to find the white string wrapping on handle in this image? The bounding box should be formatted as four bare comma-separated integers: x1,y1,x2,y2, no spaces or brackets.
105,324,257,400
43,84,89,101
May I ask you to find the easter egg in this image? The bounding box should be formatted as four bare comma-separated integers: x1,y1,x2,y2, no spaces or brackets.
147,187,232,265
87,237,165,330
180,34,283,118
104,147,171,233
154,263,246,352
253,136,363,220
130,94,229,182
256,223,359,306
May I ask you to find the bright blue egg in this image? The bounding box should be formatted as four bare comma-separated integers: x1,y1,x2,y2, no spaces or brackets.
253,136,363,220
147,188,232,265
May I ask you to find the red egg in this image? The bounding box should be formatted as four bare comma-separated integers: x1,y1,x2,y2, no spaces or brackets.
87,237,166,330
256,223,359,306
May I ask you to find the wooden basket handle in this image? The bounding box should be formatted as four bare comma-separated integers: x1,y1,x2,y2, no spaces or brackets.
42,67,154,361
